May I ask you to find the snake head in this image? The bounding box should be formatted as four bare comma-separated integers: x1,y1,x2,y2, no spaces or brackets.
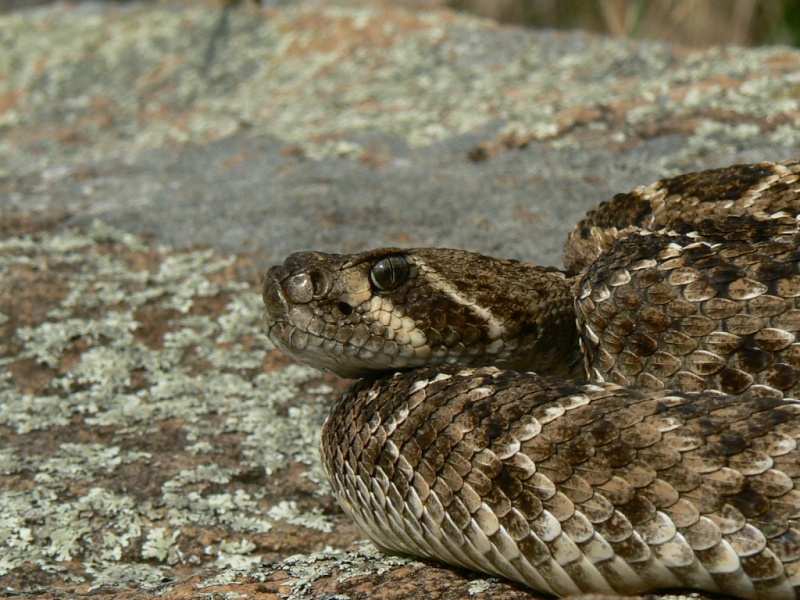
263,247,583,379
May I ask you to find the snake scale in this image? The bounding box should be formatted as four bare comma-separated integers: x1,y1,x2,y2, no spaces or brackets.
262,160,800,599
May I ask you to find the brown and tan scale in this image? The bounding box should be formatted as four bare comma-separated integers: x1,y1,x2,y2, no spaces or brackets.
262,160,800,599
322,367,800,598
575,163,800,399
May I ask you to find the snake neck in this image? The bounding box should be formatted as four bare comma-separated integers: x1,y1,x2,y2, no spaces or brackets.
505,266,584,379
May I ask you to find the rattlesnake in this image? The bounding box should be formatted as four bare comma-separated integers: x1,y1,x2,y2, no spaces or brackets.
262,160,800,599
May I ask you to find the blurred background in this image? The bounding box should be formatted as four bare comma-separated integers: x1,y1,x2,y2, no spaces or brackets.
3,0,800,47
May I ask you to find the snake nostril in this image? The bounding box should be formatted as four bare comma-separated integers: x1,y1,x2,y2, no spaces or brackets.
262,281,285,315
263,265,285,286
337,302,353,317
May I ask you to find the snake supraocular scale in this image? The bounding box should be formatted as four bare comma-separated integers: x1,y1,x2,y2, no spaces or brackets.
262,160,800,599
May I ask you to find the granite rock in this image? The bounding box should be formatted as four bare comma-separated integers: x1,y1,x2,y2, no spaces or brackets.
2,1,800,598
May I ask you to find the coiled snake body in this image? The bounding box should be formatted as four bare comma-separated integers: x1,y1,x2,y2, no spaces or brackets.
263,160,800,599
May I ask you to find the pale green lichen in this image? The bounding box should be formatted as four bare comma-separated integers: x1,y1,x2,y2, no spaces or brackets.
195,568,249,589
271,545,414,599
769,122,800,147
0,222,329,587
684,120,764,160
267,500,334,533
141,527,180,562
0,389,73,434
468,578,497,595
234,366,330,481
215,538,260,569
3,5,799,176
34,443,150,482
160,467,274,535
262,544,510,598
86,562,169,590
17,312,139,370
0,486,142,569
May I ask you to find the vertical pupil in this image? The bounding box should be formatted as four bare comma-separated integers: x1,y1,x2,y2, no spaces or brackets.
371,255,409,291
382,261,396,286
309,270,323,295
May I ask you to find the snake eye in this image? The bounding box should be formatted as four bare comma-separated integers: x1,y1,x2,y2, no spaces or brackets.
370,255,410,292
308,269,327,297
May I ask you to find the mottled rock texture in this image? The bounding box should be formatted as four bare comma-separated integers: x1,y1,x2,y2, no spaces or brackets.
2,1,800,598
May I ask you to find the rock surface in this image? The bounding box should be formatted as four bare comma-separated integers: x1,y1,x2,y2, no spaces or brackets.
2,1,800,598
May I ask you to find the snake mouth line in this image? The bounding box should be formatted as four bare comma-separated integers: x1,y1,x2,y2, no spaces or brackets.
265,310,435,378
